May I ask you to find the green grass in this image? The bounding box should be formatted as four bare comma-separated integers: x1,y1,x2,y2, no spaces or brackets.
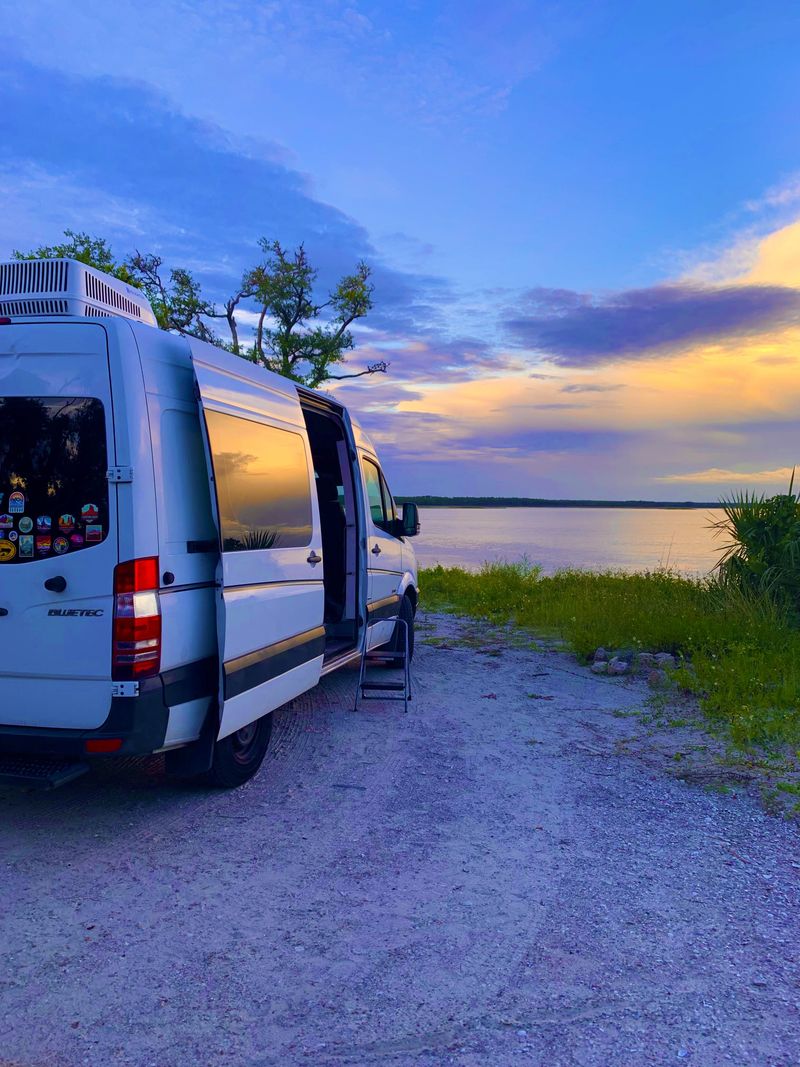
420,561,800,748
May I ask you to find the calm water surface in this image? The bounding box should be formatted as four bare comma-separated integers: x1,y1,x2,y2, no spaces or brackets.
415,507,723,576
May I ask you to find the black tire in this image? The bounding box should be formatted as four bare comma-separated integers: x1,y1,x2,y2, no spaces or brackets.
385,594,415,668
204,712,273,788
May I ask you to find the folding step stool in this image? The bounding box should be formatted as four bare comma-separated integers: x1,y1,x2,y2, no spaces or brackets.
353,612,412,713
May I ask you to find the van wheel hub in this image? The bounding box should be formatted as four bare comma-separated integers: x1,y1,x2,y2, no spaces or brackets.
231,723,259,763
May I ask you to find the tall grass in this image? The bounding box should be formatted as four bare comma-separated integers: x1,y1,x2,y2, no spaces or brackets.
421,561,800,749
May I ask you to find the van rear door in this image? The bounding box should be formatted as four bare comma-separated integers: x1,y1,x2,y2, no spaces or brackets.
191,348,325,740
0,323,118,729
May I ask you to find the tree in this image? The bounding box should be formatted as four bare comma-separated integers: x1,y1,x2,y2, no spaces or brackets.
12,229,136,286
245,239,383,387
127,252,215,340
12,230,385,387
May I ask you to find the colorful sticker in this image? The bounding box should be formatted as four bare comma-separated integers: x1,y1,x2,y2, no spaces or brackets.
53,536,69,555
85,524,103,543
18,516,33,534
36,516,52,532
35,535,52,555
69,532,85,547
8,491,24,514
81,503,99,524
8,530,17,542
0,540,17,562
0,514,12,529
19,534,33,558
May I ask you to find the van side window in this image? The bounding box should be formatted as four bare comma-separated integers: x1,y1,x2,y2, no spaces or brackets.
205,410,312,552
363,459,386,527
380,471,397,523
364,458,398,532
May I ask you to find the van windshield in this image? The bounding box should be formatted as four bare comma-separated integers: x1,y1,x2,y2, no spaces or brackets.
0,397,110,564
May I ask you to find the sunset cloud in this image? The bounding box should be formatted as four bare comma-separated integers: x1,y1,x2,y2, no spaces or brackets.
658,466,796,485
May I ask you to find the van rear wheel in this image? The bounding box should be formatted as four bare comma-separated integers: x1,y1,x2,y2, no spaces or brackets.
205,713,273,788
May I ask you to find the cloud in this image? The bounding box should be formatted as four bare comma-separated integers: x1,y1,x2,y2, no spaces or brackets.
657,466,796,485
503,282,800,365
560,383,624,393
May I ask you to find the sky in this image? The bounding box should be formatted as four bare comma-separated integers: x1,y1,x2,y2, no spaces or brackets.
2,0,800,499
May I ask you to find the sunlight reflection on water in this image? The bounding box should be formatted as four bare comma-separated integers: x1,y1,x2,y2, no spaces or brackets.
414,507,723,576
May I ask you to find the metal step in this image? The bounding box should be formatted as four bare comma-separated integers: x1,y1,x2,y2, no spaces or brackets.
361,681,406,691
0,754,90,790
365,651,405,662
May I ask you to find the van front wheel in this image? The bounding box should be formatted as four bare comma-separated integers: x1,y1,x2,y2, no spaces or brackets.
205,713,273,788
385,594,415,668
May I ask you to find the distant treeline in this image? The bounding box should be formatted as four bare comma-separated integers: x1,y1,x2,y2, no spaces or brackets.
395,495,723,509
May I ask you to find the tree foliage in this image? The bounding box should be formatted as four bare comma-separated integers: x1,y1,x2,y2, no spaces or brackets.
13,230,384,387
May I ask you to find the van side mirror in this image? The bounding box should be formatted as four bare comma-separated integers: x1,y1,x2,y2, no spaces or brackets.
400,501,420,538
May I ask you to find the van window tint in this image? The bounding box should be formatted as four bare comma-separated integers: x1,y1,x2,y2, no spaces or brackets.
205,410,312,551
0,396,109,564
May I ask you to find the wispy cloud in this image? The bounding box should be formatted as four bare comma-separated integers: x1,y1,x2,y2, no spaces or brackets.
504,282,800,366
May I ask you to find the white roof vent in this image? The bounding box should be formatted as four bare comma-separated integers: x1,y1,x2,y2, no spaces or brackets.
0,258,158,327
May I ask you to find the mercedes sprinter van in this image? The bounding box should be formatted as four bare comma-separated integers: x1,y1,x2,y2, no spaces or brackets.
0,258,420,788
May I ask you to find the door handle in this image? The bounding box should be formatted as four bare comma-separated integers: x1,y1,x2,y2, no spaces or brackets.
307,550,322,565
371,544,382,555
44,576,67,593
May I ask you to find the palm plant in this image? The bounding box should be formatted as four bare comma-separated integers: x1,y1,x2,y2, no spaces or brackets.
711,470,800,617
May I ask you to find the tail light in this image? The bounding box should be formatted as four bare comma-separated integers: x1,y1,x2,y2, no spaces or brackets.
112,557,161,680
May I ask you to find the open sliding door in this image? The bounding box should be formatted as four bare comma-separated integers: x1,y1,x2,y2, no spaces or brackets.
192,349,325,740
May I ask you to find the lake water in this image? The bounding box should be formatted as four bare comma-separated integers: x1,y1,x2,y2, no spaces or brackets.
414,507,724,576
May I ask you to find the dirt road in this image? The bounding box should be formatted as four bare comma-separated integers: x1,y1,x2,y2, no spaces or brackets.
1,613,798,1067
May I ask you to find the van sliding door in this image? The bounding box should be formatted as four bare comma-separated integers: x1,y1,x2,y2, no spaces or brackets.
191,351,325,741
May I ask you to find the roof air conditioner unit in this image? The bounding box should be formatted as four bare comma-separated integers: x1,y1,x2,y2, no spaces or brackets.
0,258,158,327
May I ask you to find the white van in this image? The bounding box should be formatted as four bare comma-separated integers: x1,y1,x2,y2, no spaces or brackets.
0,258,420,788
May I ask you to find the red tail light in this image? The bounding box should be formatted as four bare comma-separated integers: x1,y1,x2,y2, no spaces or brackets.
112,557,161,680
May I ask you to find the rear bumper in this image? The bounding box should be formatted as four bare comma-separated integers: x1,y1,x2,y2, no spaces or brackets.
0,658,217,758
0,677,169,758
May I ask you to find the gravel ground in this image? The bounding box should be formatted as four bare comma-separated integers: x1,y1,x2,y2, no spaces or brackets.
1,611,799,1067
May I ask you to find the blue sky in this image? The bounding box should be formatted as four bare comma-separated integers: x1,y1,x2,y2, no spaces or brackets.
3,1,800,497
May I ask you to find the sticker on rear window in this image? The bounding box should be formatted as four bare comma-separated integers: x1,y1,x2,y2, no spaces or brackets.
58,514,75,532
81,504,99,523
85,524,103,543
9,492,24,513
36,536,52,555
36,516,52,532
53,536,69,555
18,516,33,533
19,535,33,558
0,514,12,529
70,533,84,547
0,540,16,562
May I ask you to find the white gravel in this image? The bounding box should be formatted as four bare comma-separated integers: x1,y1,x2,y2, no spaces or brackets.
1,611,799,1067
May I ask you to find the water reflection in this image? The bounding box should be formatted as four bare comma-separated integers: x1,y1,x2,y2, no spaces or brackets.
414,506,723,575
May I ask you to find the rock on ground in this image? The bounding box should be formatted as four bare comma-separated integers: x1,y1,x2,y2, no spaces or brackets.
0,611,798,1067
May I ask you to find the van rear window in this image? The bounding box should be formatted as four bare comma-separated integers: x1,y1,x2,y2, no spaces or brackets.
0,397,109,564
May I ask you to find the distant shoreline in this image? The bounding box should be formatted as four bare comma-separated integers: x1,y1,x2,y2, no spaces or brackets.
395,496,725,510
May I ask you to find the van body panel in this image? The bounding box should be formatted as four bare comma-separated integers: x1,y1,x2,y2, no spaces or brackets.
0,322,118,729
191,346,325,741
